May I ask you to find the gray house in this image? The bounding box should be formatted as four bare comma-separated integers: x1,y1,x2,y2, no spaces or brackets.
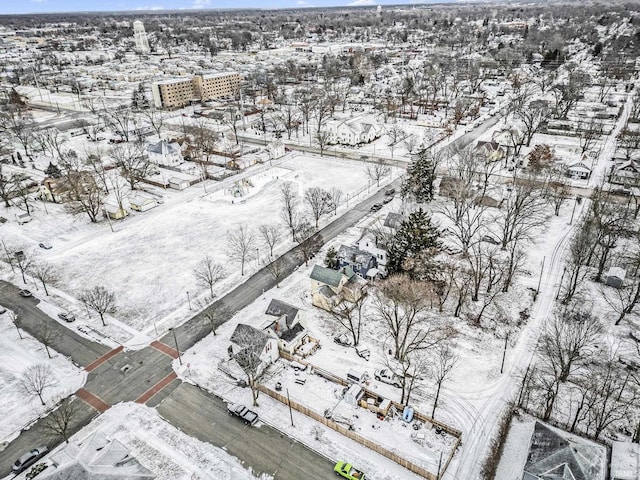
262,299,308,355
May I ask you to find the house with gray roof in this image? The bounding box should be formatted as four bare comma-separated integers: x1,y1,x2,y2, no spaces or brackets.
336,244,378,279
38,431,154,480
310,265,366,311
229,323,278,375
523,421,606,480
262,299,309,355
147,140,183,167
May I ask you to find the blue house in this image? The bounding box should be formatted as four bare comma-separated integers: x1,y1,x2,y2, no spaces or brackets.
336,244,378,279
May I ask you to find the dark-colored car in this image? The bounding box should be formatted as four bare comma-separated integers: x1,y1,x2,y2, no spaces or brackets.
12,446,48,474
58,312,76,323
384,188,396,196
370,203,382,212
39,242,52,250
227,403,259,426
19,289,33,298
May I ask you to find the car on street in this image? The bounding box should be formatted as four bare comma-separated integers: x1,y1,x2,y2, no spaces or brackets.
370,203,382,212
374,368,403,388
384,188,395,196
334,461,366,479
19,289,33,298
12,446,49,474
334,333,354,347
58,312,76,323
39,242,52,250
382,195,393,204
227,403,259,426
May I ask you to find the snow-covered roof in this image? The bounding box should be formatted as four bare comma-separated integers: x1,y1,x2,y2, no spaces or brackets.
611,441,640,480
606,266,626,280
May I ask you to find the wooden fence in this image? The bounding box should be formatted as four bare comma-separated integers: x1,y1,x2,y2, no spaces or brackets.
268,354,463,479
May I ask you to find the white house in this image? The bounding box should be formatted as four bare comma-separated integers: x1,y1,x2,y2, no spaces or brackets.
356,231,388,273
261,299,309,356
129,195,157,212
326,115,381,146
147,140,183,167
267,139,286,160
566,161,592,180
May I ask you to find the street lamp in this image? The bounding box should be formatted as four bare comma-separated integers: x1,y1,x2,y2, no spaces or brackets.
169,327,182,365
186,291,192,310
256,248,260,267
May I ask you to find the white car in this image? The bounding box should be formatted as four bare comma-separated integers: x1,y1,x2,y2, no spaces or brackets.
374,368,403,388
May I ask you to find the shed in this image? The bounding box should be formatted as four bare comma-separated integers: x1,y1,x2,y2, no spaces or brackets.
344,384,364,406
104,204,128,220
129,195,157,212
168,177,190,191
15,212,32,224
605,267,626,288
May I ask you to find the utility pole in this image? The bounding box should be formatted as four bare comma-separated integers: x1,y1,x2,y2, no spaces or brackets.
169,328,182,365
555,266,567,301
286,388,294,427
569,197,578,225
500,333,509,374
535,256,545,300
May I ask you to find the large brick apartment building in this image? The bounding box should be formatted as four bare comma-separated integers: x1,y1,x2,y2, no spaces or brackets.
151,71,240,109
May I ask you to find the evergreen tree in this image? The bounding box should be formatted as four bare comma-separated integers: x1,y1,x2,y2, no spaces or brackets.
131,83,150,111
44,162,62,179
402,148,437,203
387,208,441,278
324,245,338,269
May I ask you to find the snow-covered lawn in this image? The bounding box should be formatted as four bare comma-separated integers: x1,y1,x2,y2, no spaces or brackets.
0,309,85,444
0,154,398,344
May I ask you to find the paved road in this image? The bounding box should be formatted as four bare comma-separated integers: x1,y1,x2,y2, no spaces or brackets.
156,383,336,480
0,175,401,478
0,282,110,367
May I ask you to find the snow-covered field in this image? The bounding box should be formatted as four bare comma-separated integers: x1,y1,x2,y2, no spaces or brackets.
0,309,84,444
0,153,398,345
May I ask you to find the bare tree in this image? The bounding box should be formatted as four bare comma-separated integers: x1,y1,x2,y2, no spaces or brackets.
295,220,323,266
102,105,134,142
193,256,226,297
304,187,331,229
13,248,31,284
561,221,596,304
315,129,331,157
142,108,165,138
372,275,449,362
265,255,288,288
577,117,603,155
21,364,56,405
226,224,257,276
39,396,79,443
366,159,391,187
545,168,571,216
518,100,549,147
328,289,367,347
386,123,405,158
29,261,56,296
259,224,281,258
60,154,105,223
280,182,299,241
232,327,269,406
80,286,116,326
111,142,154,191
430,344,458,419
327,187,343,215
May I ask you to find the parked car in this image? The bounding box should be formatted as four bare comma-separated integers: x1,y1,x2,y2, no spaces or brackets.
383,195,393,204
370,203,382,212
384,188,396,196
39,242,52,250
355,345,370,361
12,446,48,474
334,461,366,480
227,403,259,426
334,333,354,347
19,289,33,298
58,312,76,323
374,368,403,388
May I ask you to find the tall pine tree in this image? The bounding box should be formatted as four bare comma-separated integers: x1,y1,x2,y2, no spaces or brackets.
386,208,441,279
131,83,150,111
401,148,437,203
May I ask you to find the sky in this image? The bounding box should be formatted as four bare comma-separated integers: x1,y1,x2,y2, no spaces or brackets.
0,0,454,15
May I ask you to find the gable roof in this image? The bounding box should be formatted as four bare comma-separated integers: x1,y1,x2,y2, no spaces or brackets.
383,212,404,230
524,422,605,480
147,140,181,156
230,323,270,350
279,322,306,343
41,431,155,480
265,299,300,328
310,265,344,287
